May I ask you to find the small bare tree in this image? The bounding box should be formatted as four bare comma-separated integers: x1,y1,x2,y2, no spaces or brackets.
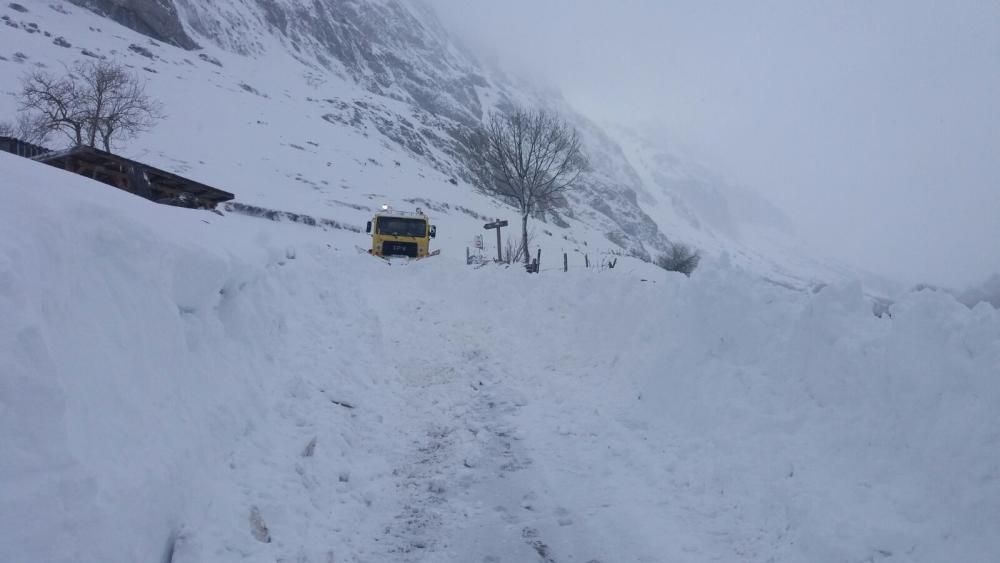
474,107,587,264
18,60,163,152
502,230,535,264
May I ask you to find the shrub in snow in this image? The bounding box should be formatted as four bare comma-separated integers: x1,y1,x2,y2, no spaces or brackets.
655,243,701,276
249,505,271,543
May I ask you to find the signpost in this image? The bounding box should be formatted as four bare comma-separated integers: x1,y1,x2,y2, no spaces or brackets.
483,219,509,263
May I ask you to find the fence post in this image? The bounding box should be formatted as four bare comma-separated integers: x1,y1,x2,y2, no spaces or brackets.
585,254,590,268
563,253,568,272
496,226,503,263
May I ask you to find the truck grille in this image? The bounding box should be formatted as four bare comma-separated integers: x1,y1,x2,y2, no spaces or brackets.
381,240,418,257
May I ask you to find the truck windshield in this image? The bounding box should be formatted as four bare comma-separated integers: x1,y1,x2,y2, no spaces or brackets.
376,217,427,237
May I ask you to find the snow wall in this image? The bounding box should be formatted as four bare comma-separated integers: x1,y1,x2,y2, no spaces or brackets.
0,153,390,562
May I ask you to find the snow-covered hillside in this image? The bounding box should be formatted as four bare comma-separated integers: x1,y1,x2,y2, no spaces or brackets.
3,147,999,562
1,0,844,286
605,123,862,287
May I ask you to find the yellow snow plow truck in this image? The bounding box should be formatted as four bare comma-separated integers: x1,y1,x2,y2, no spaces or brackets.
365,206,439,259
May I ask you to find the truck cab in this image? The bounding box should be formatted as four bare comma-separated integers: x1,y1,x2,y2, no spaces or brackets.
366,207,437,258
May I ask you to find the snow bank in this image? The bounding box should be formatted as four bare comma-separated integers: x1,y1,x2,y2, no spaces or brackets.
959,273,1000,309
2,152,998,562
626,264,1000,561
0,153,391,562
0,153,265,561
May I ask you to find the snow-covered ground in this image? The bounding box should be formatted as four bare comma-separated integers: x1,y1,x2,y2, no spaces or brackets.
2,151,998,563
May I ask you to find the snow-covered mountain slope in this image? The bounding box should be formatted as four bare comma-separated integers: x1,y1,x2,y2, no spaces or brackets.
605,123,868,286
3,150,999,563
1,0,847,286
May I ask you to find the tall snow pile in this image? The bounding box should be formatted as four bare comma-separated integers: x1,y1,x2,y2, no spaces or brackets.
960,274,1000,308
0,153,395,562
1,152,998,562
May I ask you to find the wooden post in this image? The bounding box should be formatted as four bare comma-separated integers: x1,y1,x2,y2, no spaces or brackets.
496,225,502,263
585,254,590,268
563,253,568,272
466,246,470,265
525,248,541,273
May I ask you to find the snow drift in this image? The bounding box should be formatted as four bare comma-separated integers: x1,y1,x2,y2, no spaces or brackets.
0,152,393,562
1,153,999,562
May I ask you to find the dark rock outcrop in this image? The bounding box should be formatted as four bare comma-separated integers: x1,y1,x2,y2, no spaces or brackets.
68,0,198,49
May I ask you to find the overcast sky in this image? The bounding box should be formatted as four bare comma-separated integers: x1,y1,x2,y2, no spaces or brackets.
427,0,1000,288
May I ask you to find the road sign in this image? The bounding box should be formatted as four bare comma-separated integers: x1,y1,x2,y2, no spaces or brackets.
483,219,509,262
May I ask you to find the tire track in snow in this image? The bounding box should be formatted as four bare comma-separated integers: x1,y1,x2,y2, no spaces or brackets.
378,341,510,560
373,296,612,563
375,292,562,562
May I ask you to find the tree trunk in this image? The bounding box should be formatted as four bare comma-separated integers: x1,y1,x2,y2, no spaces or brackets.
87,120,99,148
521,212,530,265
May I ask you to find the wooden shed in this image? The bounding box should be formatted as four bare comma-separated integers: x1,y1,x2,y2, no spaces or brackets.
0,136,51,159
32,145,234,209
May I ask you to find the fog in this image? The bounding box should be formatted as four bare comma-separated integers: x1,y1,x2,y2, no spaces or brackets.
427,0,1000,288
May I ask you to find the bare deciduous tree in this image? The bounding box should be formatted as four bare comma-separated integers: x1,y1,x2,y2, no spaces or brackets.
77,60,164,151
19,69,87,145
17,60,163,152
474,107,587,264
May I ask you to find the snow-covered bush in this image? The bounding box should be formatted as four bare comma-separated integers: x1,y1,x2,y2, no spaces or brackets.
655,242,701,276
